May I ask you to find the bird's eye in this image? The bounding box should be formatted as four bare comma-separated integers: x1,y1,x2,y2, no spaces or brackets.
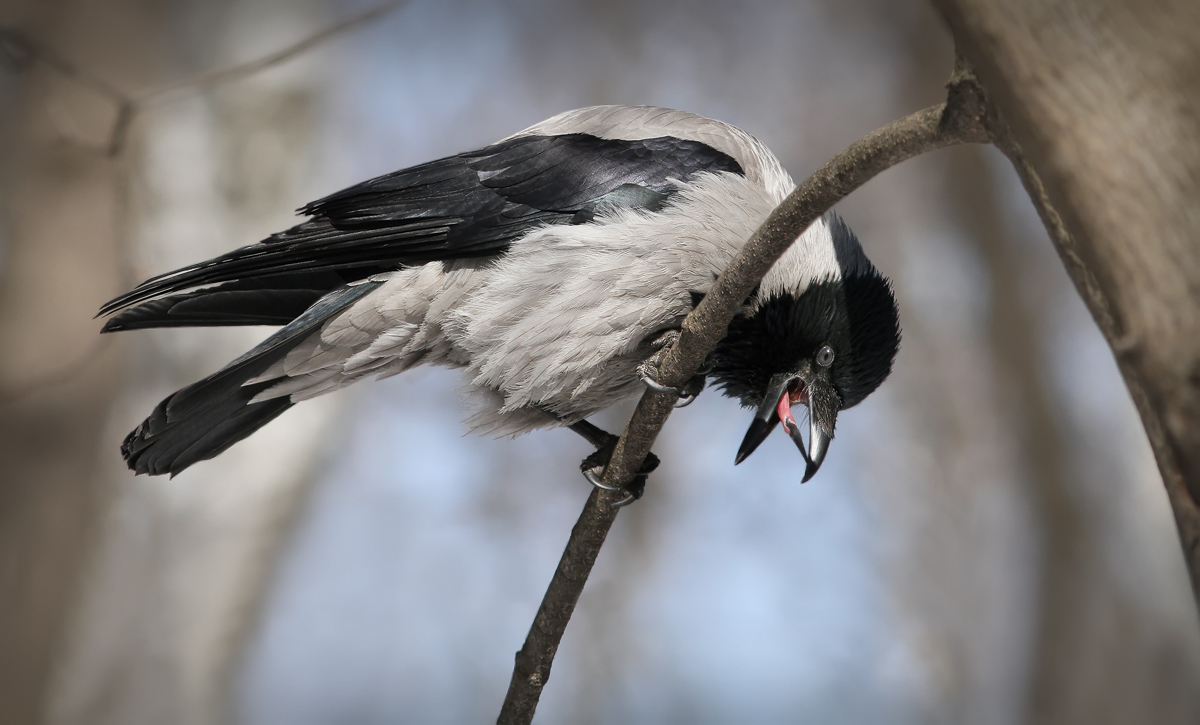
816,345,835,367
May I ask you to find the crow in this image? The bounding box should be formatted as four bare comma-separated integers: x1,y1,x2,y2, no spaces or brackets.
100,105,900,498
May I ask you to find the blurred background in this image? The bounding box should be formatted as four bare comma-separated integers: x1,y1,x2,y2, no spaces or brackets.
2,0,1199,723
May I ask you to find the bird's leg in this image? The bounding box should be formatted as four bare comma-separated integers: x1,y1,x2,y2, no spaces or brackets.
568,420,659,507
636,329,712,407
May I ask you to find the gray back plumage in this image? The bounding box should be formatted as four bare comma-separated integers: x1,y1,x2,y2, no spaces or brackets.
513,105,794,198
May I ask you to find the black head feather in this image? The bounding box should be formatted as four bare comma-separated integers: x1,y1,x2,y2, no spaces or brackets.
710,271,900,410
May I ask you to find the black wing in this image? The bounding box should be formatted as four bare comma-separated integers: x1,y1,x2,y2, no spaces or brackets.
100,134,743,330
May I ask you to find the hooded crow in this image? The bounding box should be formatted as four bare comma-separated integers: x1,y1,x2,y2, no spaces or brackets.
100,105,900,486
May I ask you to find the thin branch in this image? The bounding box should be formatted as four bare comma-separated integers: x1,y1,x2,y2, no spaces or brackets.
136,0,408,103
0,2,406,397
0,0,407,156
497,62,994,725
0,26,135,155
0,337,115,406
0,26,130,102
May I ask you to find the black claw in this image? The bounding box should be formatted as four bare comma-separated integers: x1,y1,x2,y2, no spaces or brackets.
612,476,646,507
574,424,657,504
639,366,707,408
580,444,614,477
678,373,706,406
583,465,618,490
636,329,706,408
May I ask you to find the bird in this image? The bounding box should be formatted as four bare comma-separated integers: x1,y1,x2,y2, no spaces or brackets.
99,105,900,496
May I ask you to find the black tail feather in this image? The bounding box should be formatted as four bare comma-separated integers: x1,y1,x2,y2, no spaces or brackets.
100,271,356,332
121,282,381,476
97,218,454,319
122,381,293,476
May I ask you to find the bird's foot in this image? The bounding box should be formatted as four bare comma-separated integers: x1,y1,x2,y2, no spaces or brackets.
580,437,660,508
637,330,710,407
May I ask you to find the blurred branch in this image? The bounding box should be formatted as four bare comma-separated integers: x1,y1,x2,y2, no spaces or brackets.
496,59,994,725
0,0,407,156
0,0,407,401
0,25,134,155
949,145,1097,722
0,25,129,101
0,338,114,406
138,0,407,102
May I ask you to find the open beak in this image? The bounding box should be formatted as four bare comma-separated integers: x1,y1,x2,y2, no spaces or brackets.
735,372,834,482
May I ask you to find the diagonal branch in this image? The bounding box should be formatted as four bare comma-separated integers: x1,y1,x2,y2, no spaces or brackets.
136,0,409,103
0,0,409,399
0,0,408,157
496,60,994,725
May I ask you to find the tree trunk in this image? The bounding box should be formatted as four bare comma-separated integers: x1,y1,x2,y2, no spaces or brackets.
931,0,1200,607
0,1,162,723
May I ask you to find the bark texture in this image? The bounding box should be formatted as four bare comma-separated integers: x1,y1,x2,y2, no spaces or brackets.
0,2,157,723
931,0,1200,606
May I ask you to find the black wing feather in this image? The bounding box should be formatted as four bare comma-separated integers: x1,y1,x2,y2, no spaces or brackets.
121,282,381,476
100,134,742,325
102,271,350,331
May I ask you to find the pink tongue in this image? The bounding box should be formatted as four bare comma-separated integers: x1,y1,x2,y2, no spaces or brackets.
777,393,797,433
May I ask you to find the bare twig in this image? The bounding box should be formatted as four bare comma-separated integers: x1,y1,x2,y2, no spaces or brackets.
497,61,994,725
136,0,408,103
0,0,407,156
0,26,33,69
0,26,129,102
0,338,115,406
0,26,135,155
0,0,407,397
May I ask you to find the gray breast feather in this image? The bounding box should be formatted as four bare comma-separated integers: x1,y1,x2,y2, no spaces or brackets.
249,171,801,435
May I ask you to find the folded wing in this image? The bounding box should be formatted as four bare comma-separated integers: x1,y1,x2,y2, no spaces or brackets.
100,134,743,331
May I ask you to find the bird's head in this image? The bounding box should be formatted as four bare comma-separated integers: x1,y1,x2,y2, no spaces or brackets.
709,212,900,481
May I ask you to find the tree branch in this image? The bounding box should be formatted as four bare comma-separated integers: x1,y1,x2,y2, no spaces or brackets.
0,0,407,157
496,61,993,725
0,1,409,400
0,337,114,406
136,0,409,103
